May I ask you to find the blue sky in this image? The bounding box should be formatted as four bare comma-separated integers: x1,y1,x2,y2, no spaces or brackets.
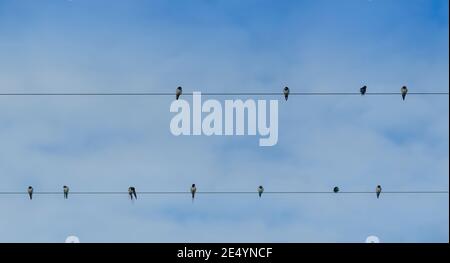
0,0,448,242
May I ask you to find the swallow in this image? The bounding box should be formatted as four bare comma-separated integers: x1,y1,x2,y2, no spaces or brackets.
401,86,408,101
27,186,33,200
63,185,69,199
376,185,382,199
283,87,290,101
190,184,197,201
128,187,137,200
176,86,182,100
257,185,264,198
333,186,339,193
360,85,367,95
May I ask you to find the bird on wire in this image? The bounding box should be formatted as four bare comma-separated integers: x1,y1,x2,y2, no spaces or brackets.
27,186,33,200
401,86,408,101
258,185,264,198
283,87,290,101
360,85,367,95
191,184,197,202
128,186,137,200
176,86,182,100
376,185,382,199
63,185,69,199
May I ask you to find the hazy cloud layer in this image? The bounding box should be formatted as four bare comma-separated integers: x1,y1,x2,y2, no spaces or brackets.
0,0,448,242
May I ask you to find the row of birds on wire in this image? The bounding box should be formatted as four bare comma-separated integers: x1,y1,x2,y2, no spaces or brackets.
175,86,410,100
14,86,406,203
22,185,384,200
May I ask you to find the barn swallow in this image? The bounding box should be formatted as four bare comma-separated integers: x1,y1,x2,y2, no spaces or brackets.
283,87,290,101
191,184,197,201
360,86,367,95
176,86,182,100
376,185,382,199
257,185,264,198
27,186,33,200
333,186,339,193
401,86,408,101
128,187,137,200
63,185,69,199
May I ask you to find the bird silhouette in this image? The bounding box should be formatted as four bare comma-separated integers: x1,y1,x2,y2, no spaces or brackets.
401,86,408,101
176,86,182,100
376,185,382,199
128,187,137,200
283,87,290,101
27,186,33,200
63,185,69,199
190,184,197,202
257,185,264,198
360,86,367,95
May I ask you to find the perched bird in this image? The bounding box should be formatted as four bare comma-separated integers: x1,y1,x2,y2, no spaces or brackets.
401,86,408,101
333,186,339,193
283,87,290,101
360,85,367,95
27,186,33,200
257,185,264,198
63,185,69,199
376,185,382,199
176,86,182,100
128,187,137,200
190,184,197,201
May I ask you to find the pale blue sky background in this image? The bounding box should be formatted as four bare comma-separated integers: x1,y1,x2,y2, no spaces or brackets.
0,0,448,242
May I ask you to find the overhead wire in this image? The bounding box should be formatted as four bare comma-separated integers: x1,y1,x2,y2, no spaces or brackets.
0,190,447,195
0,92,447,96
